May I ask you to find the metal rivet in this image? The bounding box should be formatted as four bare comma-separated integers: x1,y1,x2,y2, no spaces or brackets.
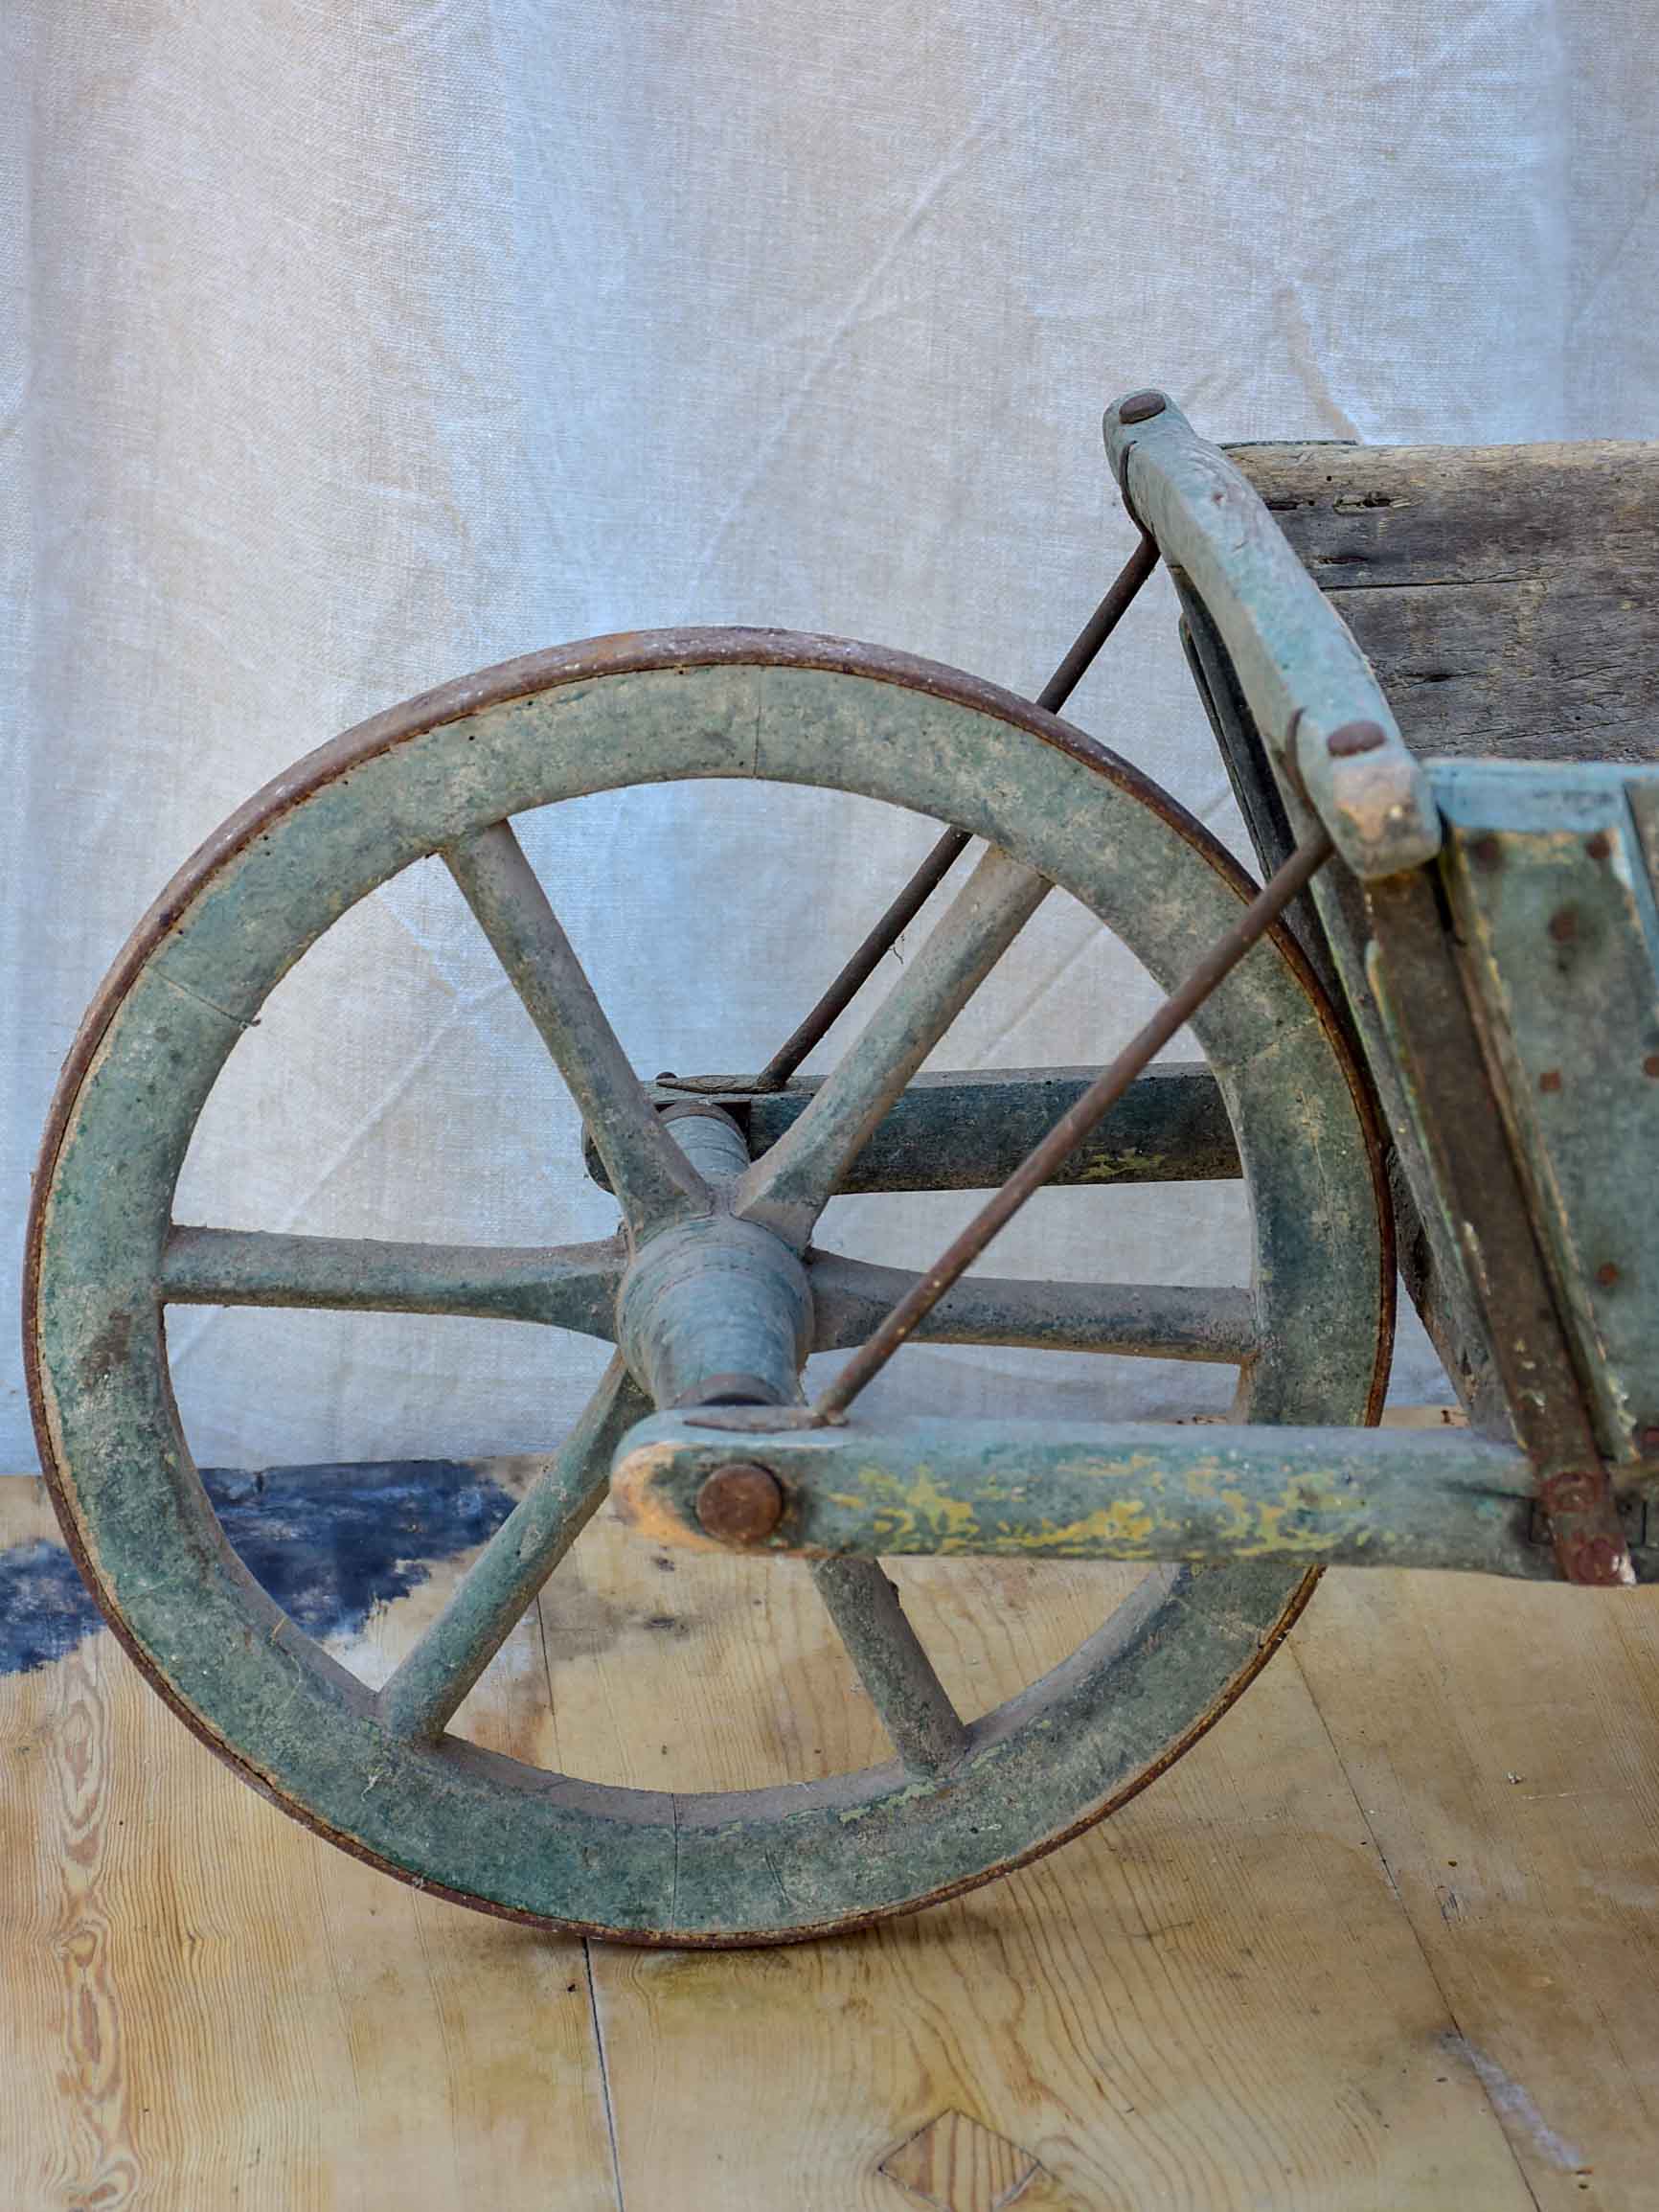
1597,1262,1621,1289
1549,908,1579,944
695,1462,784,1544
1585,832,1613,861
1326,720,1387,759
1644,1054,1659,1080
1567,1535,1624,1585
1540,1470,1597,1515
1117,390,1167,425
1539,1069,1562,1093
1470,835,1504,871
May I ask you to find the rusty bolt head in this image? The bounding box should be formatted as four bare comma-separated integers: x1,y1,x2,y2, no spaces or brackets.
1637,1425,1659,1457
1327,719,1387,759
695,1461,784,1545
1565,1534,1625,1585
1597,1261,1621,1289
1539,1470,1599,1516
1538,1069,1562,1094
1470,835,1504,871
1644,1054,1659,1080
1585,831,1613,861
1548,907,1579,944
1118,389,1167,425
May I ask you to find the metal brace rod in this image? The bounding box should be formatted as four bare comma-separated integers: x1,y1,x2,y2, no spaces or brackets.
806,831,1334,1425
754,535,1158,1089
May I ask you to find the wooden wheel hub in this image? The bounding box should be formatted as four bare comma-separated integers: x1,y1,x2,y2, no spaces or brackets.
615,1109,813,1414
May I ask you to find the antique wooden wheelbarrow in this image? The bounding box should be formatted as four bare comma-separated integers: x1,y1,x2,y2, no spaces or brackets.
25,393,1659,1945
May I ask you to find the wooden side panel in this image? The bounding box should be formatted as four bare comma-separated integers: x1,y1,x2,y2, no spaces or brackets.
1436,763,1659,1466
1231,439,1659,763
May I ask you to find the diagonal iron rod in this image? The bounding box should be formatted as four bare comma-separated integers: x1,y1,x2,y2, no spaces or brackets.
755,534,1159,1089
808,830,1334,1425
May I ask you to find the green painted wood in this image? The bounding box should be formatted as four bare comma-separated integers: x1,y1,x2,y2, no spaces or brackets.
808,1556,970,1777
806,1252,1257,1362
613,1412,1573,1581
1170,541,1511,1427
1164,419,1534,1430
444,821,710,1234
161,1224,625,1331
29,632,1385,1943
1436,762,1659,1464
158,1213,1255,1365
1105,394,1441,878
735,846,1050,1248
377,1357,647,1742
638,1063,1242,1191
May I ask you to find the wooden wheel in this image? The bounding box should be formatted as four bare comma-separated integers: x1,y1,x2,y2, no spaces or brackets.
27,629,1391,1944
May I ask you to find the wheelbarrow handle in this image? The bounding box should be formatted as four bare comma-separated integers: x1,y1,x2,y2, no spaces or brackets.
1104,391,1441,880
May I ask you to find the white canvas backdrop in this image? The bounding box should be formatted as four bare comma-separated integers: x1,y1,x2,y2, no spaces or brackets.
4,1,1654,1473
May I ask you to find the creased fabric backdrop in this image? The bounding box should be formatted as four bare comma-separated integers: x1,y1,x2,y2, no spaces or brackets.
4,3,1654,1472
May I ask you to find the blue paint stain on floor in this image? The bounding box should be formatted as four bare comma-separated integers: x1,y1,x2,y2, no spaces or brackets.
0,1541,105,1675
0,1461,517,1678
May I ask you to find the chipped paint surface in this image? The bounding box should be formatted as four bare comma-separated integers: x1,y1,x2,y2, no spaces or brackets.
614,1414,1575,1579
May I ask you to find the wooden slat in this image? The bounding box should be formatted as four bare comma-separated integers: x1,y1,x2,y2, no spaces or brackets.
1232,439,1659,764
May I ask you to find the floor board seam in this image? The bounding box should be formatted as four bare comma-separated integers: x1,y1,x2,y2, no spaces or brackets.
534,1591,558,1717
582,1936,627,2211
1284,1629,1545,2212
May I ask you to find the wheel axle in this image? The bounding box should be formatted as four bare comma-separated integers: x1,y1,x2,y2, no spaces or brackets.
614,1106,813,1413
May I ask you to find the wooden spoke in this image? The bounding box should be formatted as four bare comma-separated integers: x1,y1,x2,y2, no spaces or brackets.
807,1251,1257,1363
811,1558,969,1777
377,1357,649,1743
735,845,1049,1249
445,821,708,1235
162,1225,625,1337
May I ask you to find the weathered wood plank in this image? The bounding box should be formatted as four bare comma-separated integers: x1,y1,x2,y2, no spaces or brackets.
0,1473,621,2212
1294,1558,1659,2209
633,1063,1243,1194
1231,440,1659,763
14,1452,1659,2206
578,1526,1534,2208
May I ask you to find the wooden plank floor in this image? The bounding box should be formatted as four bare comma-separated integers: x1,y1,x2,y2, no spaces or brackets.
3,1459,1656,2210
